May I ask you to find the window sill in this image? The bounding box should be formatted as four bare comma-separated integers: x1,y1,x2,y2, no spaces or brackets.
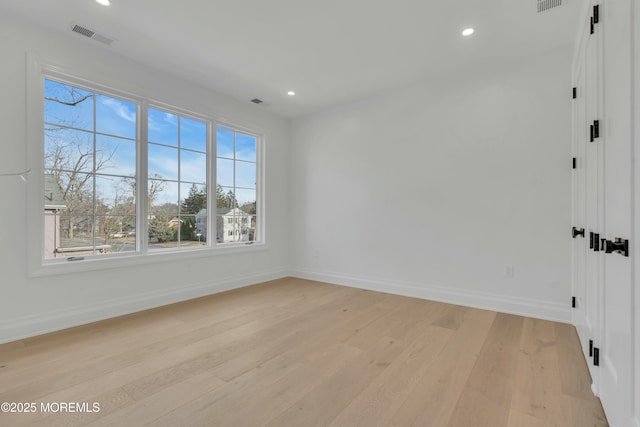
29,242,268,278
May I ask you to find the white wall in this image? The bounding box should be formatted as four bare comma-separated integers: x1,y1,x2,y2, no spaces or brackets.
290,47,574,322
0,13,291,343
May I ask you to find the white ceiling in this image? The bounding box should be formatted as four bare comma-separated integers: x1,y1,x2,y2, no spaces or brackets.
0,0,580,118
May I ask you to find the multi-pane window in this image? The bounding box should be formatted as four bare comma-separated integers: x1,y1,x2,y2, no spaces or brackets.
41,75,261,264
44,79,137,259
216,126,258,243
147,108,208,250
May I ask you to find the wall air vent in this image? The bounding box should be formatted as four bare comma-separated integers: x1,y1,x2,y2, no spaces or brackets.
251,99,264,104
71,24,114,46
537,0,564,13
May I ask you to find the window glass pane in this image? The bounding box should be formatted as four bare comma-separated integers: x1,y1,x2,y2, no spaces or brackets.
148,108,178,146
235,161,256,189
53,171,94,214
236,133,256,162
194,210,207,244
96,94,136,139
149,179,179,213
216,214,232,243
180,150,207,184
216,128,235,158
217,186,237,209
44,80,94,131
45,127,93,173
179,214,198,244
236,189,256,212
101,215,136,254
96,135,136,177
54,215,97,257
180,117,206,152
148,215,178,249
148,143,179,181
180,183,207,215
217,158,234,187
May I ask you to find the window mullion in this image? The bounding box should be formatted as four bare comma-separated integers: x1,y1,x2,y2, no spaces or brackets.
92,89,98,256
138,101,149,254
209,121,215,248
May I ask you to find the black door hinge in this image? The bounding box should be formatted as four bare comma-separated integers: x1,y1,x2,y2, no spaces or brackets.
572,87,577,99
572,227,585,238
603,238,629,257
590,120,600,142
589,232,600,251
593,347,600,366
572,296,576,308
572,157,577,169
590,5,600,34
589,339,593,357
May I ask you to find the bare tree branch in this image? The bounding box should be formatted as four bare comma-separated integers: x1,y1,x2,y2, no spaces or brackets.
44,94,93,106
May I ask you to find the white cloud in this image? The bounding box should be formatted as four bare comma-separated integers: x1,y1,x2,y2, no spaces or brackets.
102,98,136,123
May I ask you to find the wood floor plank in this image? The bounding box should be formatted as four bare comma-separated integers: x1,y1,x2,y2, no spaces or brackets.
507,409,561,427
510,318,564,425
554,322,596,400
389,307,497,426
559,393,609,427
263,336,406,427
0,279,608,427
446,313,525,427
328,325,454,427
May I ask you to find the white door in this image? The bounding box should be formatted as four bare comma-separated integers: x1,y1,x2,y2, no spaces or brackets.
582,9,602,390
571,45,591,360
597,1,633,424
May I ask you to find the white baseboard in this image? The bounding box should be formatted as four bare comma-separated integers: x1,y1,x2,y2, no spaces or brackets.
0,268,288,344
290,267,572,324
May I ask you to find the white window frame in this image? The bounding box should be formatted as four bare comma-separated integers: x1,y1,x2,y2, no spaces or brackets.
27,58,266,277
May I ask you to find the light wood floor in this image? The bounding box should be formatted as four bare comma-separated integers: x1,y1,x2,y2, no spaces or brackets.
0,278,608,426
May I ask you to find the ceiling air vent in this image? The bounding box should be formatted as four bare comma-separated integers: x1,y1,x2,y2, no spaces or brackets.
537,0,564,13
251,98,263,104
71,24,114,45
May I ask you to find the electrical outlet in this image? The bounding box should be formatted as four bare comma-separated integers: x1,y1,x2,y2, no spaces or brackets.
504,264,514,277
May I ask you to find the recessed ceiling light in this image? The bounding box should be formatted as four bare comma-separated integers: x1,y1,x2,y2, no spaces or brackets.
462,28,475,37
96,0,111,6
287,91,295,96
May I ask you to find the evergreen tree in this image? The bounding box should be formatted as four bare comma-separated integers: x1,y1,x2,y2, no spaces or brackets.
181,184,207,214
216,184,237,209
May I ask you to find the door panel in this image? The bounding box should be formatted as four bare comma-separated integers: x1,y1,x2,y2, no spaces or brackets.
598,1,633,424
583,20,602,389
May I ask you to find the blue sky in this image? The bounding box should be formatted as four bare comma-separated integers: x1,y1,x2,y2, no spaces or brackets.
44,79,257,209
